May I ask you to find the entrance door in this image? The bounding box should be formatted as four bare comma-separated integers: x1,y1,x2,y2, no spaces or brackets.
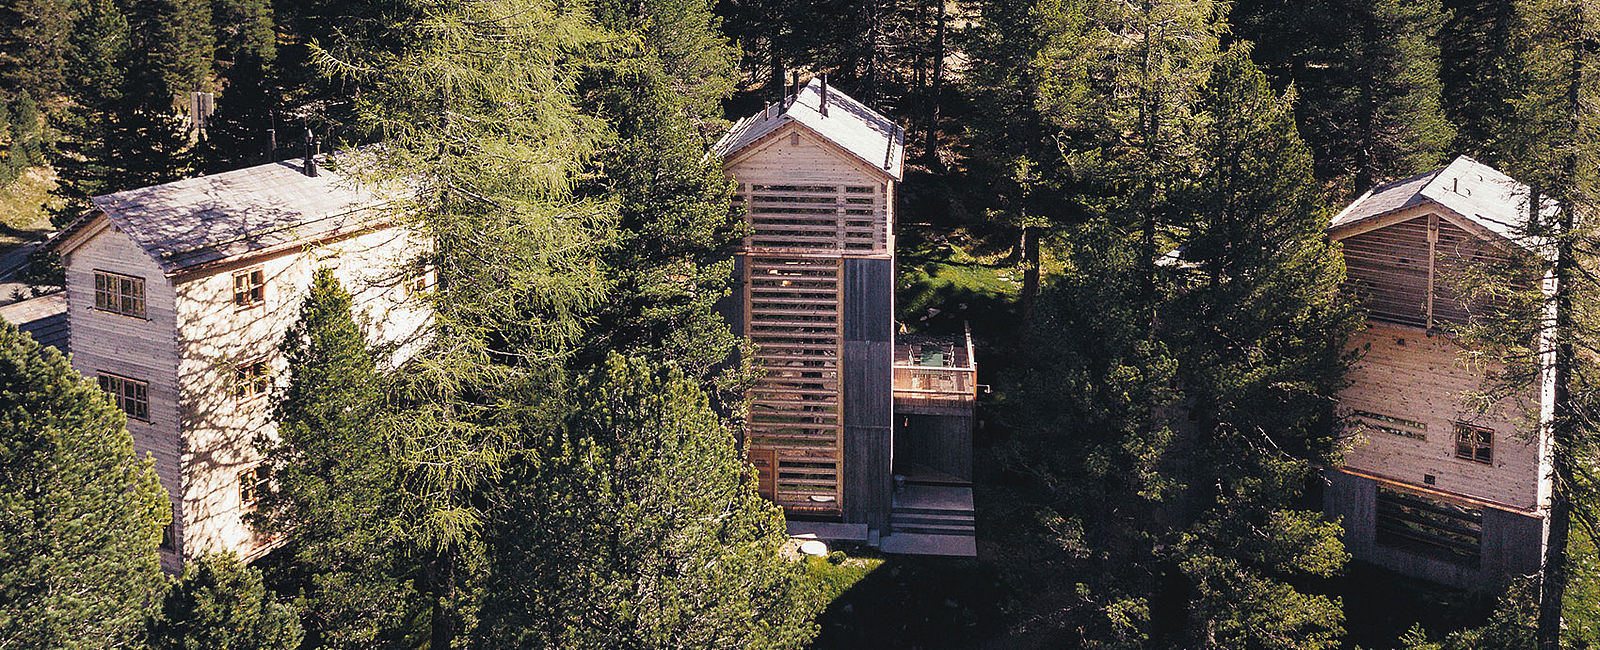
748,448,777,501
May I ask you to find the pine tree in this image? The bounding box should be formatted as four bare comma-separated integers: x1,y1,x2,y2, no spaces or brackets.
201,0,280,171
475,354,816,649
575,4,745,388
1495,2,1600,647
1161,46,1356,648
1032,0,1227,300
147,553,303,650
0,320,170,649
1232,0,1455,193
252,269,419,647
50,0,134,228
591,0,736,128
0,0,73,101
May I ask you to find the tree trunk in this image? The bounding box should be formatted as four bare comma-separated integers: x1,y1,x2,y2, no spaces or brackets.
922,0,945,168
769,24,784,106
1538,16,1587,646
1021,225,1040,322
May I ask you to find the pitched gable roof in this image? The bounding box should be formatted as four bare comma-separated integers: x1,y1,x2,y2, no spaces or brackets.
1329,155,1547,251
711,78,905,180
63,156,392,275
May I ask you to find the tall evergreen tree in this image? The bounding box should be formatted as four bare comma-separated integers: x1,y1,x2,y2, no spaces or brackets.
1032,0,1227,300
147,553,303,650
1232,0,1456,193
576,3,746,390
1494,2,1600,647
0,0,73,101
475,354,816,649
201,0,280,171
252,269,419,648
50,0,134,228
0,320,170,649
1161,46,1356,648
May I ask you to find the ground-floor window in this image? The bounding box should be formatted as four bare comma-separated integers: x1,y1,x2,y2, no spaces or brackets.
1375,484,1483,566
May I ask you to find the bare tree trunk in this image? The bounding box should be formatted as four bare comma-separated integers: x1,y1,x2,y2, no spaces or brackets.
1538,14,1587,647
1021,225,1039,322
922,0,946,168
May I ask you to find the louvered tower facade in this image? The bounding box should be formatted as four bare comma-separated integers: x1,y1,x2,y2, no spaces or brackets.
712,78,904,530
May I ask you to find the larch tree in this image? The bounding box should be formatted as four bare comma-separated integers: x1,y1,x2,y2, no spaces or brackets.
251,269,419,648
146,553,303,650
0,321,171,649
318,1,617,644
475,354,816,649
1496,1,1600,648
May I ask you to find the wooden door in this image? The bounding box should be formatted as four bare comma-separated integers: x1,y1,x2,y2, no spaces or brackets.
748,448,777,501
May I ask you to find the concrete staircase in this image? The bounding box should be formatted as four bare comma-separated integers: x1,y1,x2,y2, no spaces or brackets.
880,485,976,557
891,502,975,536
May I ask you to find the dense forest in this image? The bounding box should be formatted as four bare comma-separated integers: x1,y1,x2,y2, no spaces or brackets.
3,0,1600,648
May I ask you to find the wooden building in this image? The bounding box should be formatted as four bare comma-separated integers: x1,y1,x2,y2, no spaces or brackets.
48,155,429,570
711,77,904,533
1325,155,1552,590
712,78,976,555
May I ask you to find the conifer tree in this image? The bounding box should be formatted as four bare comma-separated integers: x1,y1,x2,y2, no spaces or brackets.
201,0,280,171
591,0,736,127
1233,0,1455,193
252,269,419,647
0,320,170,649
321,2,617,644
147,553,303,650
576,4,745,387
1495,2,1600,647
50,0,134,228
475,354,816,649
1031,0,1227,300
0,0,73,101
1161,46,1356,648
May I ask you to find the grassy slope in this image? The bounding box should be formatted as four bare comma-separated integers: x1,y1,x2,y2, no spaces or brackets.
0,166,57,247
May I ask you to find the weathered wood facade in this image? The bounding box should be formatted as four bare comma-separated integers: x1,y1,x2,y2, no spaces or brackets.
714,78,904,530
1326,156,1552,590
51,157,429,570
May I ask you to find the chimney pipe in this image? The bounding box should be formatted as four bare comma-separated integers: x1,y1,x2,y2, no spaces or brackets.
791,71,800,106
819,73,829,117
303,129,318,177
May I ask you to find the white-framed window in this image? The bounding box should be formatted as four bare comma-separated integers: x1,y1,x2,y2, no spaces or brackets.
93,271,146,318
233,268,266,309
97,372,149,421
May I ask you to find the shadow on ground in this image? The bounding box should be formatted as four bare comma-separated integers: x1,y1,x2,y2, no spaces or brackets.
808,551,1008,650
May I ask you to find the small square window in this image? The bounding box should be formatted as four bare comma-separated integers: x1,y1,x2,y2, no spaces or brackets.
406,267,436,296
238,466,269,507
233,268,265,309
233,359,270,401
1454,423,1494,465
93,271,146,318
97,373,149,421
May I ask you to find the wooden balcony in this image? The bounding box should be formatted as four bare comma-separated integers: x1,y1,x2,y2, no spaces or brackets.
893,324,976,413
